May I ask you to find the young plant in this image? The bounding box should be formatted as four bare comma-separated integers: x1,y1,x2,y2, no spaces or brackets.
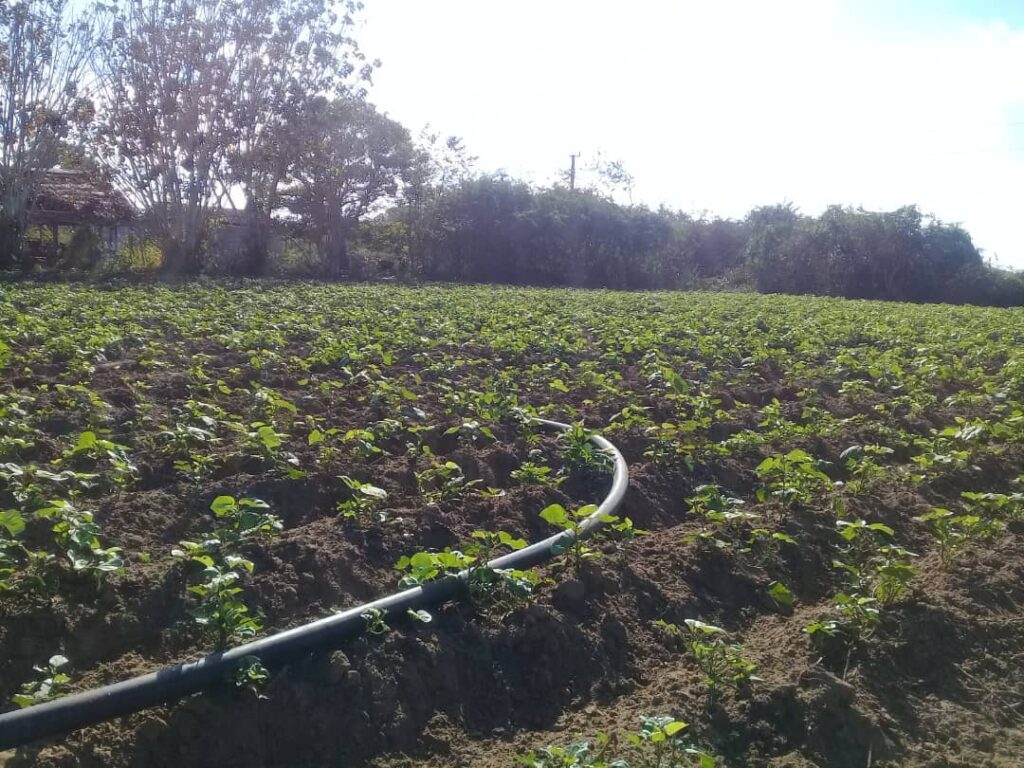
559,421,614,478
233,655,270,699
181,553,261,647
833,518,917,605
915,508,1002,563
394,549,474,587
58,431,137,487
755,449,831,508
684,484,760,547
210,496,282,545
0,538,56,601
684,620,758,694
643,422,698,470
344,428,383,461
463,529,540,611
511,460,564,488
173,452,218,483
873,548,918,606
658,619,758,696
416,459,479,503
336,476,389,524
540,503,618,574
629,716,714,768
37,499,125,581
445,419,496,447
805,592,881,653
961,490,1024,522
362,607,390,636
245,422,304,478
518,715,715,767
840,444,895,492
12,654,71,708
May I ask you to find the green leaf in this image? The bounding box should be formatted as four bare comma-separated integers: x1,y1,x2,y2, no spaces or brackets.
210,496,237,516
663,720,687,736
409,552,436,569
540,504,569,526
684,619,726,635
360,485,388,500
0,509,25,536
549,379,570,393
767,580,794,607
257,426,282,449
238,498,270,511
498,531,528,549
666,371,689,394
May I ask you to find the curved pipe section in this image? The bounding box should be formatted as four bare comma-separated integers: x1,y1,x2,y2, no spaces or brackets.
0,418,628,749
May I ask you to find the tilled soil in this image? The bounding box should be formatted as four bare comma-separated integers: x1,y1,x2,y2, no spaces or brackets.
1,283,1022,767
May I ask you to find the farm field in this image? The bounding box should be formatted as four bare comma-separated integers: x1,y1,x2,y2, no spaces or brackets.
1,282,1023,767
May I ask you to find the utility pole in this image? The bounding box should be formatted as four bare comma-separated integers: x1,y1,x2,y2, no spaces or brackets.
569,153,578,191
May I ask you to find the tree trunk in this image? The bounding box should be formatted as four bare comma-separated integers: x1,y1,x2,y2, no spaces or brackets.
324,224,349,277
240,208,271,276
159,212,206,276
160,237,204,277
0,215,27,272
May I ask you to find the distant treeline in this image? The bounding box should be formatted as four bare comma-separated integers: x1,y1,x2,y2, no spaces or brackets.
4,0,1019,305
358,174,1022,307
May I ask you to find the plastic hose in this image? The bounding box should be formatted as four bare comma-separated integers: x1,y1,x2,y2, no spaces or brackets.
0,418,628,749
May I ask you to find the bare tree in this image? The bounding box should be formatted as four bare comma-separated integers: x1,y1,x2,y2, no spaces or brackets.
0,0,97,269
92,0,243,274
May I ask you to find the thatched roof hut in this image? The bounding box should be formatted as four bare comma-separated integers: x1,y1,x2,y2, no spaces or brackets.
29,168,135,227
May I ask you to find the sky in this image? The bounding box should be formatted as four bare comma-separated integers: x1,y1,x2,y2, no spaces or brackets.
357,0,1024,268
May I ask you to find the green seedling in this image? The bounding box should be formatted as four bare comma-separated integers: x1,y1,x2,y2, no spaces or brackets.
682,620,758,694
541,503,618,574
233,655,270,699
559,422,614,478
511,461,564,488
643,422,698,470
416,459,480,503
336,476,389,524
246,422,304,477
58,431,137,487
755,449,831,507
362,607,390,635
805,592,881,654
961,491,1024,522
37,499,124,581
210,496,282,544
180,553,261,647
394,549,474,587
12,654,71,708
519,714,715,767
916,508,1002,562
463,530,539,610
445,419,496,446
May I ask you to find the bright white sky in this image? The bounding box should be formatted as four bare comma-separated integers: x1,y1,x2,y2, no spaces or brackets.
358,0,1024,268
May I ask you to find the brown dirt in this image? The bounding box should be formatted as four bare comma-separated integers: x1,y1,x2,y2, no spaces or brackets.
1,286,1023,767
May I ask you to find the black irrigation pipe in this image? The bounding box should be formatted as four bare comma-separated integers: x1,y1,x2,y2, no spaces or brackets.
0,418,629,750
